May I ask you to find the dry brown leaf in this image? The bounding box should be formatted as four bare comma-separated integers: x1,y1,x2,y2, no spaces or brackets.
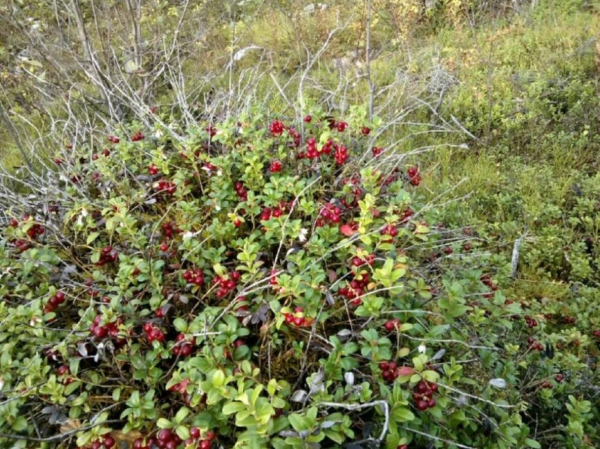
60,419,81,433
113,430,143,445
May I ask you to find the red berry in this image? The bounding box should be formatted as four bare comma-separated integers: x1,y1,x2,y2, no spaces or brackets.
157,429,172,443
103,435,115,448
200,441,211,449
205,431,216,441
417,400,429,411
190,427,200,439
303,115,312,123
384,320,396,332
270,160,283,173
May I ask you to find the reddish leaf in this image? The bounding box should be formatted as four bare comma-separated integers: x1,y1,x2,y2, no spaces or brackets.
396,366,415,376
340,224,356,236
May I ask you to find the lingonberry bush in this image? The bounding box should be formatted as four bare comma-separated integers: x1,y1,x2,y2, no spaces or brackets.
0,109,597,449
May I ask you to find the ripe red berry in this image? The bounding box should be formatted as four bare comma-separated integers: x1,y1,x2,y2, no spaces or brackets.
362,126,371,135
205,431,216,441
417,399,429,411
270,160,283,173
269,120,285,136
190,427,200,440
200,440,211,449
303,115,312,123
103,435,115,448
157,429,172,443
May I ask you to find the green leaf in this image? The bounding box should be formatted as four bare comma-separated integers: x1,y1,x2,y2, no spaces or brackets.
288,413,309,431
526,439,542,448
175,425,190,440
86,232,100,244
174,407,190,424
212,369,226,387
173,318,188,332
392,407,415,422
157,418,172,429
222,402,246,415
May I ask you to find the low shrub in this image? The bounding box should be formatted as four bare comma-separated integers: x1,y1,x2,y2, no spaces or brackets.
0,110,597,448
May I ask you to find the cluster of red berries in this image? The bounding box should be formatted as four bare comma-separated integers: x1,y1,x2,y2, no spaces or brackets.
269,120,285,136
260,202,291,221
287,127,301,147
90,315,123,341
131,131,144,142
56,364,74,385
284,306,313,327
330,121,348,132
372,146,384,157
143,322,165,343
108,135,120,144
270,160,283,173
339,272,370,306
380,168,401,187
413,380,438,411
334,145,349,165
172,333,194,357
384,318,401,332
25,223,45,239
316,203,342,226
407,166,421,186
187,428,216,449
183,268,205,286
299,137,330,160
96,246,118,266
480,274,498,291
352,254,376,268
524,315,538,328
235,181,248,201
213,271,240,298
206,125,217,138
45,291,66,313
155,429,183,449
156,179,176,196
92,149,111,161
480,274,498,299
85,434,116,449
528,336,544,351
380,223,398,238
162,222,179,239
167,378,192,404
340,177,362,208
378,361,404,382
